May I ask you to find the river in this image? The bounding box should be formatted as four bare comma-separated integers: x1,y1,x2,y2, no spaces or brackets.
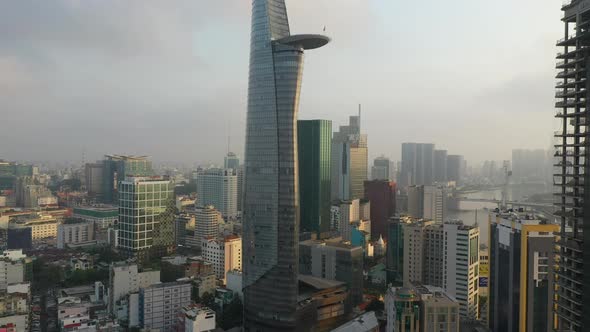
447,183,552,245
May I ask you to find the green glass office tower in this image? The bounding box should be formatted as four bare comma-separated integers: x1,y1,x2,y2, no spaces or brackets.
102,155,153,203
386,216,404,286
118,176,176,263
298,120,332,238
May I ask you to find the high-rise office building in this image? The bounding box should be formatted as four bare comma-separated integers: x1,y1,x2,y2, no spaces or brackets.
400,143,435,188
399,218,479,319
237,165,244,213
386,285,460,332
194,205,222,250
371,156,391,180
85,163,104,197
407,185,446,223
196,168,238,219
332,199,363,241
117,176,175,261
102,155,153,203
242,0,329,329
298,120,332,237
299,238,364,307
489,210,558,332
555,3,590,329
224,152,240,170
364,180,396,240
0,161,34,191
386,216,407,287
446,155,464,184
434,149,448,183
441,221,480,320
511,149,548,183
331,112,368,201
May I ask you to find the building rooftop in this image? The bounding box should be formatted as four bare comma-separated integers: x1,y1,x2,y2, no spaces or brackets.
104,154,149,161
300,237,361,251
331,311,379,332
298,274,346,290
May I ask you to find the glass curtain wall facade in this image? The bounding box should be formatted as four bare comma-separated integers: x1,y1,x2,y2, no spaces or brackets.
118,177,175,262
102,155,153,203
242,0,329,330
298,119,332,237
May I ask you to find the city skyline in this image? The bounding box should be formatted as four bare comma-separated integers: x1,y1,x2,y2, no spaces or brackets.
0,0,560,164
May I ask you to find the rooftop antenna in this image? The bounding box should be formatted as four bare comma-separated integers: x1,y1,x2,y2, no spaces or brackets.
227,119,231,155
358,103,361,130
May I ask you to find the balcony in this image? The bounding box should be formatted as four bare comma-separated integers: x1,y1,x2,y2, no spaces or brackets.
554,130,588,137
556,98,586,107
554,150,583,157
553,139,586,146
557,34,578,46
555,88,587,98
556,68,586,79
556,46,588,59
556,78,587,89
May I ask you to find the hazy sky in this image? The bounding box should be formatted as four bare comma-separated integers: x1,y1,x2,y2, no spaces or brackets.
0,0,561,166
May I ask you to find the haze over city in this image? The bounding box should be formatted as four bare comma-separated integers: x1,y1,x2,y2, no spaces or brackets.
0,0,561,164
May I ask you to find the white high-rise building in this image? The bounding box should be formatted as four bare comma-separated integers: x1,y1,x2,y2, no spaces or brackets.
402,220,433,286
194,206,222,250
333,199,360,241
400,219,479,320
196,168,238,219
442,221,480,320
202,235,242,284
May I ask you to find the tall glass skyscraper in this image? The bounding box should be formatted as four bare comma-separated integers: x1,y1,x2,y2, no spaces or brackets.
298,119,332,238
242,1,329,330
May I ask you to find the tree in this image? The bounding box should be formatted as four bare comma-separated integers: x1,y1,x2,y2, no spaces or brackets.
160,262,185,282
219,297,243,330
32,258,64,291
365,299,384,313
65,269,109,287
201,292,215,308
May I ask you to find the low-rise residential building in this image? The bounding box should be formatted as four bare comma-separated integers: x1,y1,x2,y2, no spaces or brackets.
140,281,192,331
109,262,160,317
180,305,216,332
70,256,94,271
57,220,96,249
72,205,118,243
0,251,32,291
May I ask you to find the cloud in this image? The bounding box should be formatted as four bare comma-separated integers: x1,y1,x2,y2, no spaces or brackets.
0,0,560,165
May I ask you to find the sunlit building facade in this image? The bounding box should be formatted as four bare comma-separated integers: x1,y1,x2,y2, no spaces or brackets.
242,0,329,330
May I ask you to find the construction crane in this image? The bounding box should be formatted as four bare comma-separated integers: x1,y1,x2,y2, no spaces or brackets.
501,161,512,209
